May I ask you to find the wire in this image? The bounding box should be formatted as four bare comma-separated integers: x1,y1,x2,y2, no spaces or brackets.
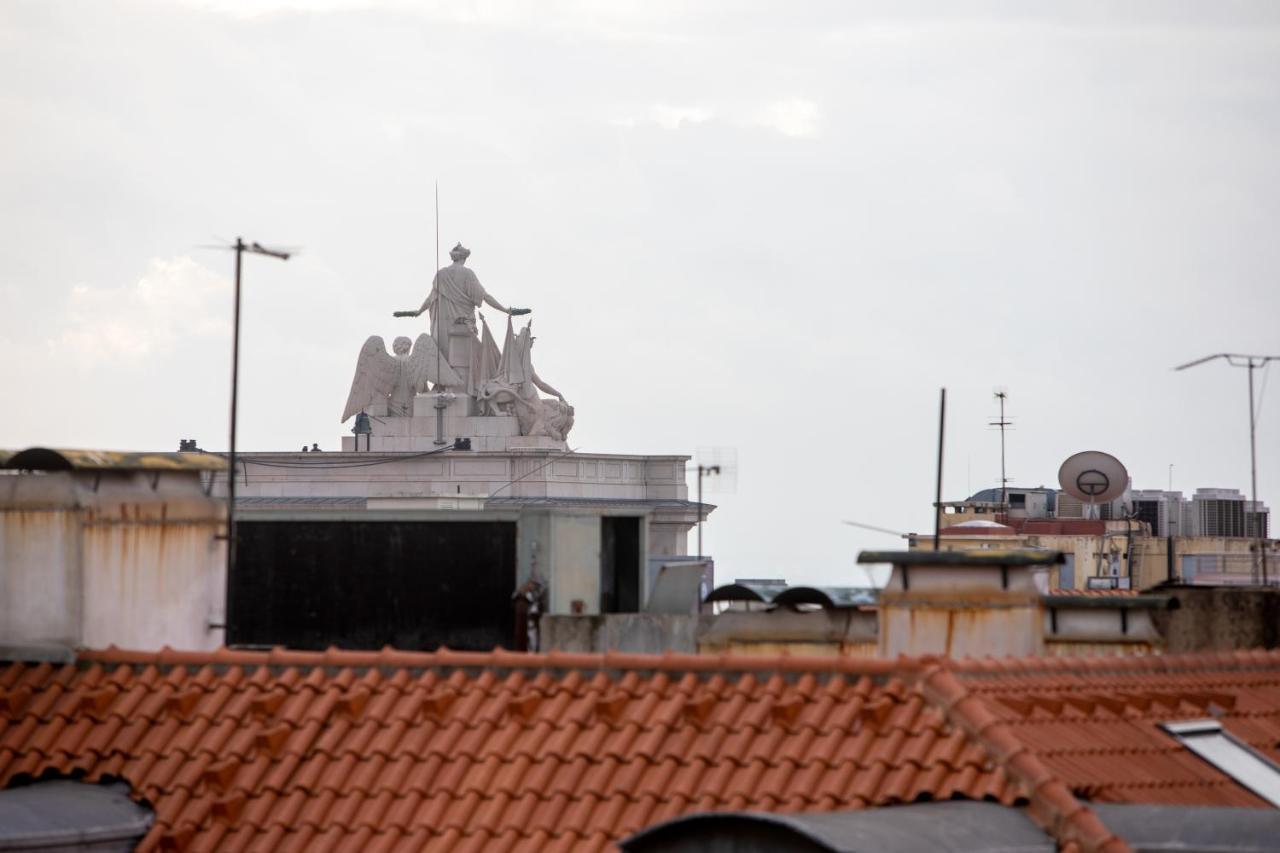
488,446,580,498
1256,361,1271,426
204,444,457,470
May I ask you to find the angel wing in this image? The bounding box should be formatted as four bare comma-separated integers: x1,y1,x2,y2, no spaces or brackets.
404,333,463,391
341,336,399,422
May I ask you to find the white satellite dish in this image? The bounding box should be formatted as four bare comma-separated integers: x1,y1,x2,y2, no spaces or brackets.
1058,451,1128,516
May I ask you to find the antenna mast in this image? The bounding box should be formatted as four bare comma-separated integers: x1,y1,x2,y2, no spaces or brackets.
430,181,452,446
990,391,1011,515
435,182,440,388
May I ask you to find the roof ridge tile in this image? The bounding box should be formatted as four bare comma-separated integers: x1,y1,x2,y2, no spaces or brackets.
920,665,1127,853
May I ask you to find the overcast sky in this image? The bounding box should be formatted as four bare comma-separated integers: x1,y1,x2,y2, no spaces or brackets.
3,0,1279,585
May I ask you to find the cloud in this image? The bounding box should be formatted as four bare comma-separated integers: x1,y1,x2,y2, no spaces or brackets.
612,101,822,136
53,257,231,362
649,104,712,130
612,104,713,130
753,98,820,138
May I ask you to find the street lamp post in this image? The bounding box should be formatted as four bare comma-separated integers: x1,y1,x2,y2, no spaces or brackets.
1175,353,1279,585
225,238,291,630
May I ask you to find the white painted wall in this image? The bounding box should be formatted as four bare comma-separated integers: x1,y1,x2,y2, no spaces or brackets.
0,471,225,652
548,513,602,615
80,520,225,650
0,509,82,646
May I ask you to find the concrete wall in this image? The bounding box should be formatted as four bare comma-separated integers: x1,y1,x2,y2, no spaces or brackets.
221,450,692,503
1,508,82,646
548,513,602,615
80,519,224,650
0,470,225,652
647,517,688,558
541,595,1174,659
1154,586,1280,653
879,592,1044,658
542,613,713,654
1042,606,1160,645
877,562,1046,658
700,608,878,658
917,529,1276,591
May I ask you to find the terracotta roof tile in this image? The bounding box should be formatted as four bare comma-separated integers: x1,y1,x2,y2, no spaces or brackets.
5,647,1280,850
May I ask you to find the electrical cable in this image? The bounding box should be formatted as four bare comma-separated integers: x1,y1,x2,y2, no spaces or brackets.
487,446,580,498
204,443,457,471
1256,361,1271,426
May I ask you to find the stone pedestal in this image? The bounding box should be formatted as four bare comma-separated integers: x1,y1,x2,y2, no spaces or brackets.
447,326,476,414
412,393,469,420
341,405,559,453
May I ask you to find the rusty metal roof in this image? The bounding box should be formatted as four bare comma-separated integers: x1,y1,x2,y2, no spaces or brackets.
0,448,226,473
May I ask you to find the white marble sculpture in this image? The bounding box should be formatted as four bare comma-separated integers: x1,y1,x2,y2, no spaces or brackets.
395,243,524,352
478,320,575,441
341,333,461,421
339,242,576,443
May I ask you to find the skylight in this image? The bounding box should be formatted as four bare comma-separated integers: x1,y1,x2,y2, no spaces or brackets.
1161,720,1280,808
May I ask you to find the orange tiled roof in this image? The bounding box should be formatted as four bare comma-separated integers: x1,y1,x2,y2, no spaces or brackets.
3,647,1279,852
1046,588,1142,597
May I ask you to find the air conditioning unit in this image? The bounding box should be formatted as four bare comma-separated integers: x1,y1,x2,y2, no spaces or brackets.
1057,492,1084,518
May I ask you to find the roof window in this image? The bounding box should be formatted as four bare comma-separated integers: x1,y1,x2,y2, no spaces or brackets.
1161,720,1280,807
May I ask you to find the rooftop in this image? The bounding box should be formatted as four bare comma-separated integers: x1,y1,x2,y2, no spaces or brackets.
0,447,226,473
4,647,1279,851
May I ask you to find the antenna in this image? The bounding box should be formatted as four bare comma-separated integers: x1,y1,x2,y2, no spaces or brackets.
1174,352,1279,585
841,520,907,537
690,448,738,561
222,237,291,642
989,389,1012,514
427,182,456,446
934,388,946,551
434,181,441,396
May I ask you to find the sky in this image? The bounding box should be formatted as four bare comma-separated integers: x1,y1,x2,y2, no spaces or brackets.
2,0,1279,586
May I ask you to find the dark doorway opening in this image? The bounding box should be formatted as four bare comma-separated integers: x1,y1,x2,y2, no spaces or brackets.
229,519,516,651
601,516,642,613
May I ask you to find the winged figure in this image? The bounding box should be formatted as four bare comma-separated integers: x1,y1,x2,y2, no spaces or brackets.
476,319,574,441
341,333,461,422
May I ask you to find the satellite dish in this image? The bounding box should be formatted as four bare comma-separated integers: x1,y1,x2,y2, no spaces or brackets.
1058,451,1128,505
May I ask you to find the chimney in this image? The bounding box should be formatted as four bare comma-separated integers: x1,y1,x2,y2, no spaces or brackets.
857,550,1062,658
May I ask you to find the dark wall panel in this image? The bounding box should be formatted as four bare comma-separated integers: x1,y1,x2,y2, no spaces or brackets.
601,516,641,613
230,520,517,651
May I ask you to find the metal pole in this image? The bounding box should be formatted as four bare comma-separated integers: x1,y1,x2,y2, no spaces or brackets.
934,388,946,552
1125,513,1134,586
433,393,449,445
998,392,1007,513
226,238,244,620
1175,352,1279,585
434,181,440,390
1248,360,1265,584
697,467,703,560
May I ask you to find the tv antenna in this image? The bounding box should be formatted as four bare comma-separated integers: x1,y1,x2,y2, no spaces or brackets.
989,389,1013,513
430,182,451,444
690,448,737,561
201,238,294,632
1175,353,1279,585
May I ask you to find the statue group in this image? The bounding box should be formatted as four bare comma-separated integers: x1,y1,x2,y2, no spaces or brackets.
342,243,575,442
